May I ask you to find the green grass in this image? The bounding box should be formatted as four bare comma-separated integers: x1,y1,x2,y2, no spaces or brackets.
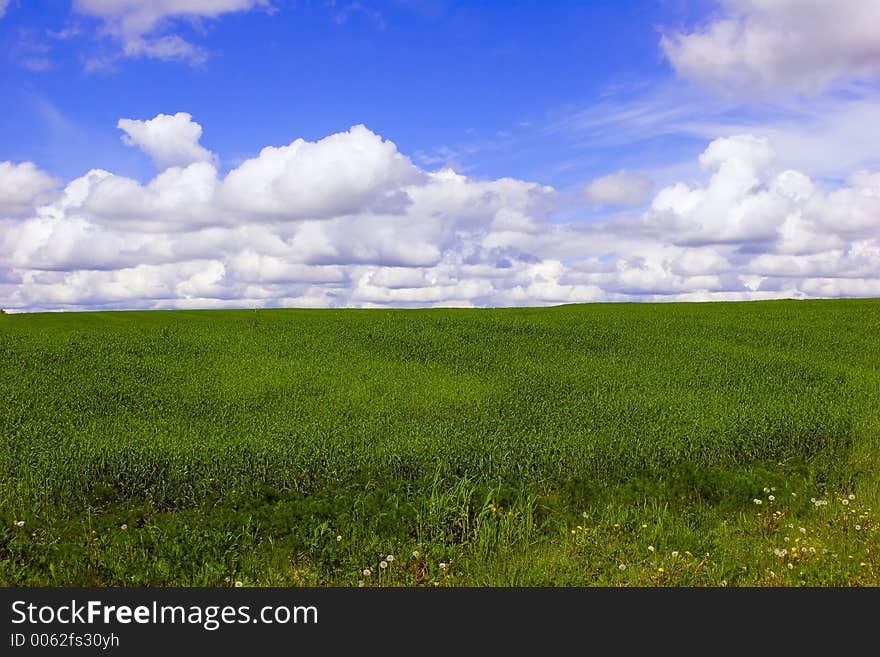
1,299,878,586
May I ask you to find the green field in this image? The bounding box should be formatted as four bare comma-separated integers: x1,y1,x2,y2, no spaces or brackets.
1,299,878,586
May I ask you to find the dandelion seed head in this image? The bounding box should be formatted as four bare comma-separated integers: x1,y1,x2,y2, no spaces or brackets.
379,560,388,569
120,524,128,530
648,545,655,552
336,535,342,542
753,499,762,505
848,494,855,501
386,554,394,562
842,499,849,506
439,562,447,570
14,520,24,527
234,581,243,588
412,550,420,558
618,564,626,570
671,551,679,558
363,568,372,577
768,495,775,501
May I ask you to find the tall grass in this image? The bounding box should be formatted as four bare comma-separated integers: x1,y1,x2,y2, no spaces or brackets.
1,299,878,585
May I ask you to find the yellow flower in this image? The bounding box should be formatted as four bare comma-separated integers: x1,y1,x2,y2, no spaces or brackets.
658,567,665,573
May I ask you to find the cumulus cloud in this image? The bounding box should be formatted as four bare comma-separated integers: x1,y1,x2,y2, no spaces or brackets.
1,116,878,312
661,0,880,96
0,0,10,19
73,0,270,64
118,112,215,170
0,161,60,218
584,170,654,206
220,125,423,220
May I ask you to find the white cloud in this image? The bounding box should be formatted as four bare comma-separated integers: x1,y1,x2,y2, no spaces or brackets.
118,112,215,170
584,170,654,206
0,161,60,218
0,0,9,19
220,125,423,220
1,117,878,312
73,0,270,64
662,0,880,96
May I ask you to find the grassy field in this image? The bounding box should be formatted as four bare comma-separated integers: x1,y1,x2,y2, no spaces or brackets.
1,299,878,586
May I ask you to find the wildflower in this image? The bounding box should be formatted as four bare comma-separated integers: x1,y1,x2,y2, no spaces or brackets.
386,554,394,562
336,535,342,542
641,524,647,529
14,520,24,528
848,494,855,501
763,487,770,494
791,492,796,497
234,581,243,588
120,524,128,530
363,568,372,577
842,499,849,506
657,567,664,573
787,563,794,570
671,551,679,558
753,499,762,505
799,527,806,534
618,564,626,570
379,560,388,570
855,525,862,531
861,562,867,567
582,511,588,519
768,495,775,502
648,545,655,553
439,562,448,571
571,529,576,535
613,523,620,529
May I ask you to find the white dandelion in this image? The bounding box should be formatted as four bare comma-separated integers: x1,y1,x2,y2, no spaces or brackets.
754,499,763,505
363,568,372,577
14,520,25,527
234,581,243,588
379,560,388,569
618,564,626,570
386,554,394,562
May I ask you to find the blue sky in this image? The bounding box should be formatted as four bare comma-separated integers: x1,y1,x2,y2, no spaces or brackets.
1,1,879,311
3,1,713,185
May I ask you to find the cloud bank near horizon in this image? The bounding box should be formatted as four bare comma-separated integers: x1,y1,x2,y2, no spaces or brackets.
1,114,878,313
